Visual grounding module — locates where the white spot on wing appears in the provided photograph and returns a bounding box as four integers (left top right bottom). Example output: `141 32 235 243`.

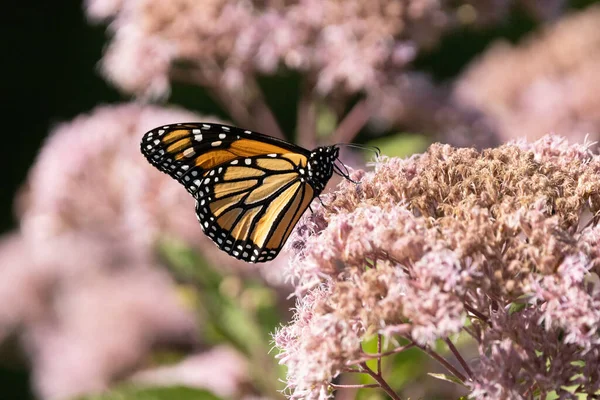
183 148 196 157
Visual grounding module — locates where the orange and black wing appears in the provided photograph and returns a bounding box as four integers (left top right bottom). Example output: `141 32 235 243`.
140 123 315 262
194 154 315 262
141 122 308 194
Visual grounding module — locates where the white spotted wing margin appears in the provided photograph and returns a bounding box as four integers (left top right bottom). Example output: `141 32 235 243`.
140 122 334 263
194 154 315 263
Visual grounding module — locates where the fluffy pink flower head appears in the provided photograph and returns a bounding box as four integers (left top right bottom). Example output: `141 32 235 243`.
86 0 560 99
275 135 600 399
0 232 197 400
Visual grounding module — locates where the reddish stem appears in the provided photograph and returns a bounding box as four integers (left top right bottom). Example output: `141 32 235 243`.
377 334 382 375
359 362 402 400
444 337 473 380
421 345 467 383
464 303 490 325
296 79 317 149
170 67 284 139
246 77 285 139
331 99 371 144
347 343 416 365
170 67 255 130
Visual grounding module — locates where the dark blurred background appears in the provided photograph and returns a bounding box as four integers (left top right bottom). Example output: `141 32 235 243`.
1 1 599 399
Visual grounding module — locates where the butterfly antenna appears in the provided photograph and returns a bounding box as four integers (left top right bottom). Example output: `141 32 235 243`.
335 143 381 158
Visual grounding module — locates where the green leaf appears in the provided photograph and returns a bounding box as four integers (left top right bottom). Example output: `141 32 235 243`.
157 238 221 287
507 301 527 315
316 104 338 138
427 373 468 387
367 132 429 159
79 385 223 400
156 237 284 396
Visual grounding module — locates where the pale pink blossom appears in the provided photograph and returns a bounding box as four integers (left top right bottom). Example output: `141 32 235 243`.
454 5 600 143
276 135 600 398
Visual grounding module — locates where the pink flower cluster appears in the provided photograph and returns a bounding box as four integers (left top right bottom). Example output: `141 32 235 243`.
86 0 487 98
455 5 600 144
85 0 566 149
0 104 260 399
275 135 600 399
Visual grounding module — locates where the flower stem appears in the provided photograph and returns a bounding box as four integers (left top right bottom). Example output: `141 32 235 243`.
377 334 382 374
331 383 381 389
444 337 473 380
347 342 416 365
420 345 467 383
246 77 285 139
464 303 490 324
359 362 402 400
296 79 317 149
170 67 256 131
331 99 371 144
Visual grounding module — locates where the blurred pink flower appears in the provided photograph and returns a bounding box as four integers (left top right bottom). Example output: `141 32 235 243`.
0 232 196 400
454 5 600 143
85 0 566 149
88 0 566 99
131 346 248 397
86 0 443 97
18 103 255 268
3 103 290 399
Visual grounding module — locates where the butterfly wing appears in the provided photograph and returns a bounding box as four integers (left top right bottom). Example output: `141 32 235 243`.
141 123 307 193
195 154 315 262
141 123 315 262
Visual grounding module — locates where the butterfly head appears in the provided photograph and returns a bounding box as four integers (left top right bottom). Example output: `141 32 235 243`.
306 145 339 194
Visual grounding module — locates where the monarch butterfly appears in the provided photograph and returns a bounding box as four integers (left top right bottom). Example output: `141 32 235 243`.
141 122 348 263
